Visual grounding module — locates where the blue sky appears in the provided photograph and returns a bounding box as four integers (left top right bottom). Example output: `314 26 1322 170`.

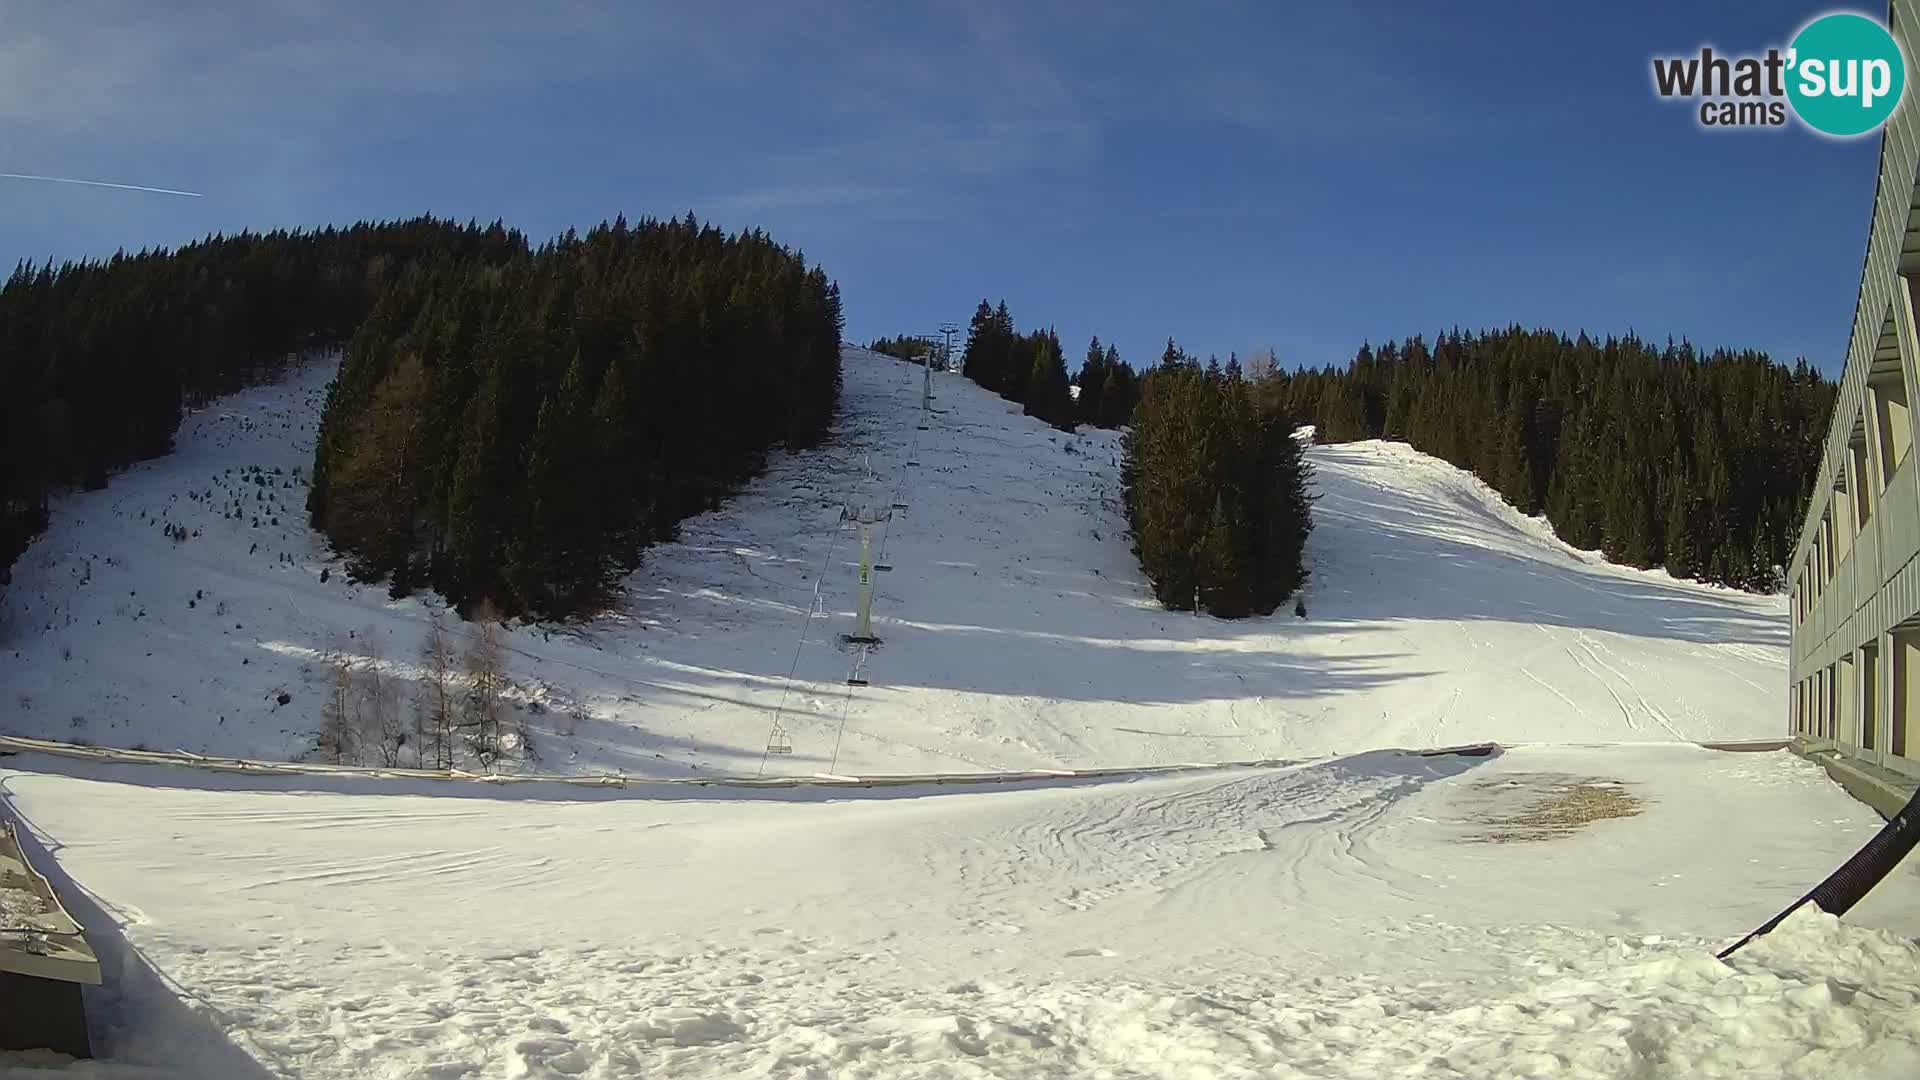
0 2 1885 374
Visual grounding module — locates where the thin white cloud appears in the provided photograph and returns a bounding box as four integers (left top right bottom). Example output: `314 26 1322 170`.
0 173 202 197
0 1 1436 248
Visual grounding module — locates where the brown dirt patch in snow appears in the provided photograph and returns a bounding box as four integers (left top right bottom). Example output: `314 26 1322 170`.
1459 772 1644 843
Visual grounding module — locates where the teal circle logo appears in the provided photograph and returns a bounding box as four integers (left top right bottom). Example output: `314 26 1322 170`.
1787 13 1906 137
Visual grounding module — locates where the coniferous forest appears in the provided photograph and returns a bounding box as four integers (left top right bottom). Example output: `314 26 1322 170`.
1123 341 1314 617
1 214 842 619
0 217 529 586
307 215 843 619
960 299 1140 430
1263 328 1835 591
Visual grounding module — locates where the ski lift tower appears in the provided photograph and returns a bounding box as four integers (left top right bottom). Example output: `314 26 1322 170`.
938 322 961 372
843 504 889 645
919 333 938 414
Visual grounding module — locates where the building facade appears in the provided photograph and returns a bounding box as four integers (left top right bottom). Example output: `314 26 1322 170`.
1787 1 1920 793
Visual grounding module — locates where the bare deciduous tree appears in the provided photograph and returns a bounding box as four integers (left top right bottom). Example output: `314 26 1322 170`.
460 600 508 770
416 609 457 770
1245 346 1279 383
317 634 358 764
361 626 403 767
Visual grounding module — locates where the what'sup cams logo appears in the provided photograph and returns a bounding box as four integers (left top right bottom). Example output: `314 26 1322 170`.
1652 11 1907 137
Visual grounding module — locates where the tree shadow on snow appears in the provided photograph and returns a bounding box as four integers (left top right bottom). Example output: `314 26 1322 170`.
628 559 1434 708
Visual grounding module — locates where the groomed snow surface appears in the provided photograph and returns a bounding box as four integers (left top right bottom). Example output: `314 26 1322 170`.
2 348 1917 1077
4 745 1919 1078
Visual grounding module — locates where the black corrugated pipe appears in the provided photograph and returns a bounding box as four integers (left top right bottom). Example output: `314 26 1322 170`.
1718 783 1920 959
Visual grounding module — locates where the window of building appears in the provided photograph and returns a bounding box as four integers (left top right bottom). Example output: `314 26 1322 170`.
1896 627 1918 760
1827 665 1839 740
1840 655 1856 745
1824 514 1837 581
1873 300 1911 483
1834 481 1855 561
1862 642 1880 752
1850 428 1875 528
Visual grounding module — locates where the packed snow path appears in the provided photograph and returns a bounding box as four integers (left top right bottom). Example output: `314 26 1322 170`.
0 349 1787 776
4 743 1917 1078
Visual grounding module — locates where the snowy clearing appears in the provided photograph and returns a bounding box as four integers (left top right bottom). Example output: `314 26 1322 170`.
2 742 1916 1078
0 348 1788 777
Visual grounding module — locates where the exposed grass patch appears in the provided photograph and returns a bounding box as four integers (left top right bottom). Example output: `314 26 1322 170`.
1460 772 1644 843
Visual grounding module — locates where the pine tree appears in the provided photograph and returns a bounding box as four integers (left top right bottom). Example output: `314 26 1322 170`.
1199 494 1254 618
1495 411 1534 513
511 350 599 612
1098 363 1133 428
442 361 511 603
1024 328 1074 430
1002 325 1032 404
1079 336 1108 426
962 300 998 391
591 354 639 562
1097 345 1136 428
1122 356 1310 618
1258 410 1315 607
994 301 1018 397
1161 338 1186 370
319 353 430 583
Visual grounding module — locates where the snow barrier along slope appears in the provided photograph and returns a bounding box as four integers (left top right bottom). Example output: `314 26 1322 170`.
0 733 1495 795
1 816 100 1059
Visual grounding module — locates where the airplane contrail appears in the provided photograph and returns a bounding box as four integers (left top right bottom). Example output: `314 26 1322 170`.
1 172 203 198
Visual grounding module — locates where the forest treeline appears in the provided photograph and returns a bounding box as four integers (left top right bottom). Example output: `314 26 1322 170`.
1125 342 1315 617
960 300 1141 430
866 335 938 363
307 214 843 618
0 217 528 584
960 299 1310 617
1264 327 1835 590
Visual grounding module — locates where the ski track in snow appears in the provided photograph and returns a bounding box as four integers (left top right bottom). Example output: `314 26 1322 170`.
1522 666 1590 723
4 744 1920 1078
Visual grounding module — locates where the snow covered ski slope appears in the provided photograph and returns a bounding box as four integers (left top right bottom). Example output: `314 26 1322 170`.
1 348 1914 1079
3 742 1917 1078
1 348 1787 776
